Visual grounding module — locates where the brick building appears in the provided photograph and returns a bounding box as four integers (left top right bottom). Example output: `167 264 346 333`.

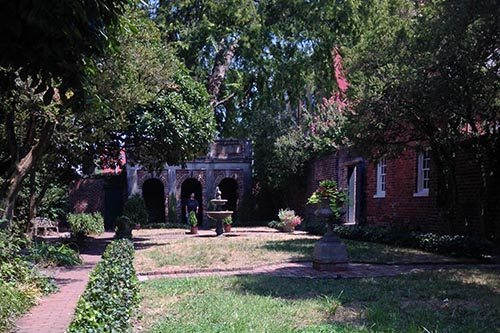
69 139 252 229
302 147 499 240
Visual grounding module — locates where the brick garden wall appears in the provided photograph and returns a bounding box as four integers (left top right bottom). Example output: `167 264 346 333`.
69 178 106 214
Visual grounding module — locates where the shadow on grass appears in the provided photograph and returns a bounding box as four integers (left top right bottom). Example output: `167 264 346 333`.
261 238 316 259
229 269 500 332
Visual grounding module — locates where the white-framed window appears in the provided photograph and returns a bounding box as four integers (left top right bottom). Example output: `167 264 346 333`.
414 149 430 197
374 158 386 198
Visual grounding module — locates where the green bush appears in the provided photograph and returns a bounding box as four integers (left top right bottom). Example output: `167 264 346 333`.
28 242 82 267
123 194 147 227
141 223 189 229
188 211 198 227
67 212 105 239
68 239 139 333
223 216 232 225
115 216 132 239
303 218 327 235
331 225 494 258
0 231 57 331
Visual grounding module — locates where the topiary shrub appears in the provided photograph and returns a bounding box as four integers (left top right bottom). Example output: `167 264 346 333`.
168 193 177 224
188 211 198 227
123 194 147 227
115 216 132 239
67 212 105 239
68 239 139 333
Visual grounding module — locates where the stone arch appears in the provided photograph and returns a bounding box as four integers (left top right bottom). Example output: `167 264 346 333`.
180 178 203 224
218 177 239 221
142 178 166 224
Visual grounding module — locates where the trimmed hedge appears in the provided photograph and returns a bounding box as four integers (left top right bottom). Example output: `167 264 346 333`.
67 212 105 239
68 239 139 332
331 225 494 259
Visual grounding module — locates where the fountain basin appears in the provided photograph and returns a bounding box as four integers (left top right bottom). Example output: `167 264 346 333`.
206 211 233 220
210 199 228 206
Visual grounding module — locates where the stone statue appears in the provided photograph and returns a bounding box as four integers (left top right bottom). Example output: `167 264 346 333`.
215 186 222 200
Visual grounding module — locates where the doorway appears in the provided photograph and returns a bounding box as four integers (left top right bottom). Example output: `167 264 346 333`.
142 179 165 224
180 178 203 224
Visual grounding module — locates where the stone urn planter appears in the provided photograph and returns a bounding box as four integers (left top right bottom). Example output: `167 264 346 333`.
312 198 348 271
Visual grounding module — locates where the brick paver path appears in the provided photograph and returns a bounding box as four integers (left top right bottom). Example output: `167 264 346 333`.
137 261 500 281
14 233 114 333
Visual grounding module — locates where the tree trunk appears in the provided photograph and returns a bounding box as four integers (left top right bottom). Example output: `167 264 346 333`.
0 121 55 228
207 37 239 110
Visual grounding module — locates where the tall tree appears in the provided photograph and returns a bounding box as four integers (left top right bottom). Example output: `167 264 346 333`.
0 0 130 224
347 0 500 238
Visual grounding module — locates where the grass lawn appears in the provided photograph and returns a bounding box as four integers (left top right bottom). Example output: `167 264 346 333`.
137 268 500 333
133 228 469 273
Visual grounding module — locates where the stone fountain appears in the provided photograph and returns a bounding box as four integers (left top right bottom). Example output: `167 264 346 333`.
206 187 233 236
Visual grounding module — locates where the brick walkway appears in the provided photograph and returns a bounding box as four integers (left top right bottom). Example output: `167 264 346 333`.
14 233 114 333
138 261 500 281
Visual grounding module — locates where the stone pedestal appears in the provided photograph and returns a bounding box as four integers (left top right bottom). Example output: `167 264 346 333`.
312 232 349 271
312 199 349 271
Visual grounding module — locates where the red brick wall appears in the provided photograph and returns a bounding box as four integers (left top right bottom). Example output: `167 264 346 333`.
365 149 442 232
68 178 106 214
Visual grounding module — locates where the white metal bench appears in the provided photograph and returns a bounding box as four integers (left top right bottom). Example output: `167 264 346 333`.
32 217 59 236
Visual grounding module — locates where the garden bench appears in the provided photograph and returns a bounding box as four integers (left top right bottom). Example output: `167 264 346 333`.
32 217 59 236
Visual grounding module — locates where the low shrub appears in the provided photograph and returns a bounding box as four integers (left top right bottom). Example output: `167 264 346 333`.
115 216 132 239
67 212 105 239
123 195 147 227
141 223 189 229
303 218 327 236
68 239 139 333
332 225 494 258
28 242 82 267
0 231 57 331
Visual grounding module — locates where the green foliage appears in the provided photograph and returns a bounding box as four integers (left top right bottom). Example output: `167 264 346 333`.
332 226 494 258
222 216 232 225
188 211 198 227
115 216 132 239
123 195 147 227
68 239 139 333
269 209 303 230
168 193 178 224
128 69 216 170
28 242 82 267
0 231 57 331
67 213 105 239
307 180 347 219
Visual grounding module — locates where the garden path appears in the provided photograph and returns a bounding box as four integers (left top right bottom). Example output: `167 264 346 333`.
137 261 500 281
14 233 114 333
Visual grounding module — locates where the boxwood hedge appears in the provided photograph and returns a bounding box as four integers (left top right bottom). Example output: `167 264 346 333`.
68 239 139 332
331 225 494 259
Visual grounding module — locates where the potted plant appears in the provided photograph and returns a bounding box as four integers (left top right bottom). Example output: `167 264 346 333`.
223 216 232 233
188 211 198 234
307 180 349 270
269 208 303 232
307 180 347 225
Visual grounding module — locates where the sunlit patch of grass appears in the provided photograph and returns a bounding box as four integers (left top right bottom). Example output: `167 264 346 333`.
133 228 473 273
136 268 500 333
